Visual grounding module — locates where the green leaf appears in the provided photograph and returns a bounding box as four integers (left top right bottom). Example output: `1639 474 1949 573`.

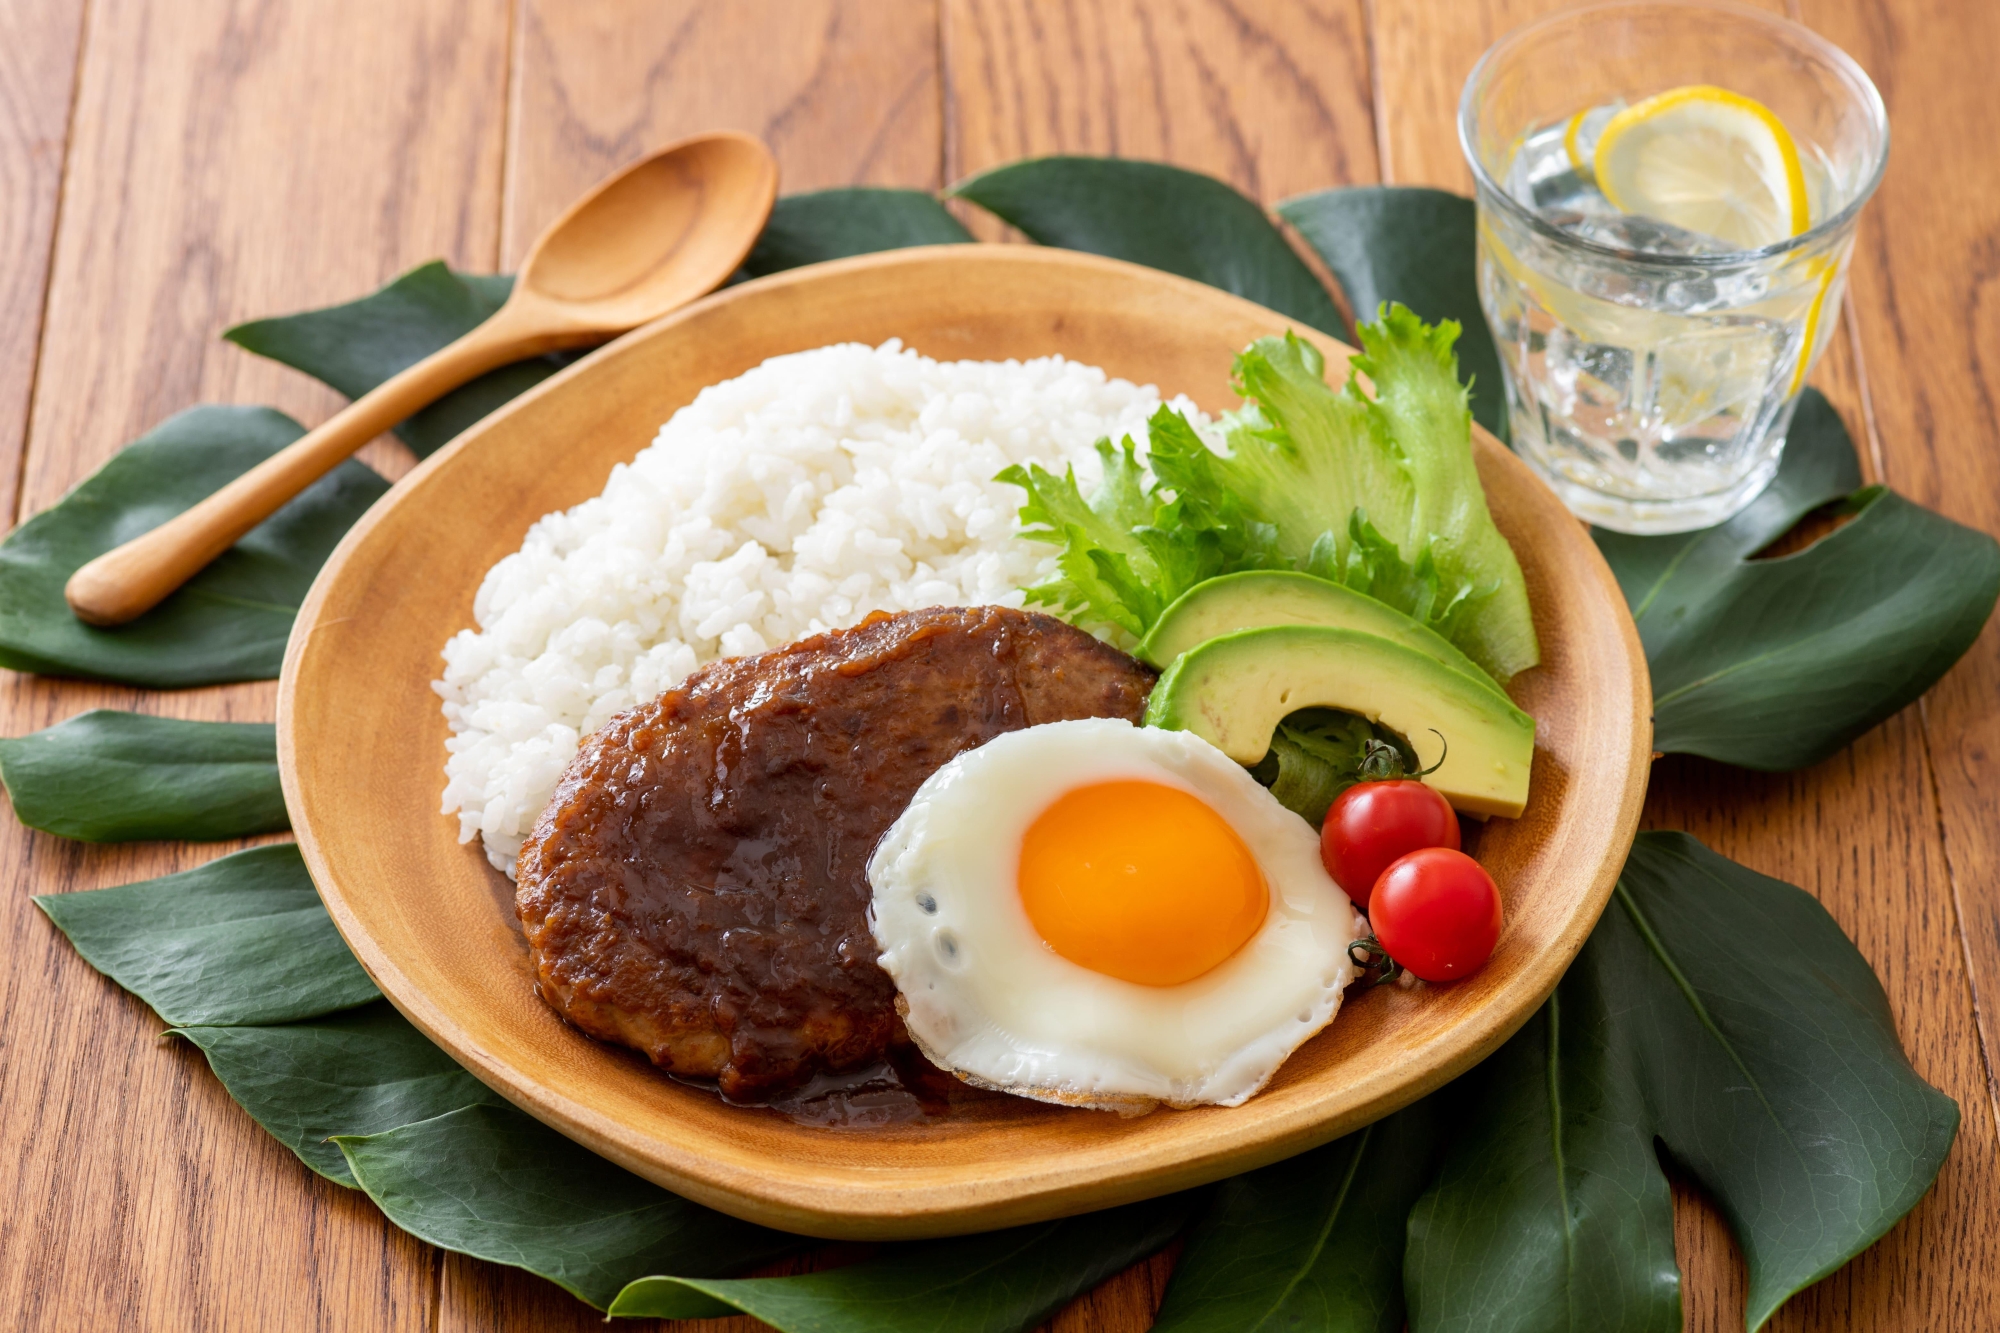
1172 333 1413 574
1276 186 1505 436
227 261 567 458
610 1191 1200 1329
1330 511 1465 633
1250 707 1412 827
174 1002 501 1186
35 844 379 1026
336 1103 800 1312
1620 835 1959 1326
1001 436 1193 637
745 188 974 276
1001 312 1535 680
0 406 389 687
1346 307 1533 677
1406 831 1959 1332
1155 319 1537 680
951 157 1344 335
1405 967 1682 1332
0 711 285 842
1152 1096 1447 1333
1595 392 2000 769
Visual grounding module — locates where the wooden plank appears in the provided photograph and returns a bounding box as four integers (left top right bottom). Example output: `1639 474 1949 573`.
0 0 86 539
0 0 513 1328
1370 0 2000 1329
503 0 946 268
1800 0 2000 1128
943 0 1379 242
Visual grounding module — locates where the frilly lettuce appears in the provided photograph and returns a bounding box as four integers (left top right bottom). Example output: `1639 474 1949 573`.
1001 304 1539 682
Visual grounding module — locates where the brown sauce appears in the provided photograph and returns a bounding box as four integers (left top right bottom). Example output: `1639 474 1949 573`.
514 605 1156 1106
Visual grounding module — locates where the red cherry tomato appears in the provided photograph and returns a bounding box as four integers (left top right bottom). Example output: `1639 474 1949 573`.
1319 780 1460 911
1368 847 1503 982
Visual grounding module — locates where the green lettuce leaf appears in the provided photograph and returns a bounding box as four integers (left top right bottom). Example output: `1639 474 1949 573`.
1188 314 1532 679
1312 511 1480 642
998 435 1260 638
1250 707 1415 827
0 711 285 842
1151 334 1413 568
1349 307 1534 676
1001 309 1537 682
1047 311 1535 680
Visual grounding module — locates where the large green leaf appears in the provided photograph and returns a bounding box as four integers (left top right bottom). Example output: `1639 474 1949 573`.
1406 969 1681 1332
951 157 1344 335
610 1192 1199 1328
35 844 378 1026
1276 186 1505 437
226 262 567 458
745 188 973 276
175 1002 500 1186
0 711 284 842
1151 1095 1447 1332
1405 832 1959 1333
336 1103 799 1311
1595 392 2000 769
0 406 389 687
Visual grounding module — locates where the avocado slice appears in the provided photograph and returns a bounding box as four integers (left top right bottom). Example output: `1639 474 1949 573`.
1144 626 1536 818
1136 571 1507 698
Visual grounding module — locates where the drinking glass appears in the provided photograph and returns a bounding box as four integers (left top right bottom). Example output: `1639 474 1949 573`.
1459 0 1888 533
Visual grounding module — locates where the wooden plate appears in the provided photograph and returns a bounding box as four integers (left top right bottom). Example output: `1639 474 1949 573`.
279 245 1651 1240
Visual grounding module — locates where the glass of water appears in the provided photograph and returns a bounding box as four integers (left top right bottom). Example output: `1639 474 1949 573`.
1460 0 1888 533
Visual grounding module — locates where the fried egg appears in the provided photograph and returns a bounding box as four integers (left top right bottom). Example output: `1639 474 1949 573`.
867 717 1366 1112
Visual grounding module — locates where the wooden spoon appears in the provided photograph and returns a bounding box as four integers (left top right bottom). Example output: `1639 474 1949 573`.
64 131 778 627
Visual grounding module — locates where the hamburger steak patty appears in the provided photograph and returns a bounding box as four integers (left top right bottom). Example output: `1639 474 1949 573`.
515 605 1157 1102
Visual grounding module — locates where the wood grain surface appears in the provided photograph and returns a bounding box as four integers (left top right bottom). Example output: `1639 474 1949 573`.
2 1 1995 1329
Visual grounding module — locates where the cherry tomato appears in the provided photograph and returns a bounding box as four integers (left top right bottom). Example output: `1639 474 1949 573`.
1319 780 1460 911
1368 847 1503 982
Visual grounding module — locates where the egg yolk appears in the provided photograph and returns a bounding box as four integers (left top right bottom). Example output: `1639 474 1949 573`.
1016 780 1268 987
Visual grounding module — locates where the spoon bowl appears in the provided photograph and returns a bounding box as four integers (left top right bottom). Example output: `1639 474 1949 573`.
517 133 779 332
63 131 778 627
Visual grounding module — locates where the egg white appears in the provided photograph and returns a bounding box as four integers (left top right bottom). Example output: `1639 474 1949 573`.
867 717 1366 1112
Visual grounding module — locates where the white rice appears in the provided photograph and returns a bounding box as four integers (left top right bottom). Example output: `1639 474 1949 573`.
436 340 1200 874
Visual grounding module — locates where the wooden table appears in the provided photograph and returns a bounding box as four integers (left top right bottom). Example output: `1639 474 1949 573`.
1 2 1993 1329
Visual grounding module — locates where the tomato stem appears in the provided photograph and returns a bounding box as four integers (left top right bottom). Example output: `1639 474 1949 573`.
1355 730 1448 783
1346 934 1405 989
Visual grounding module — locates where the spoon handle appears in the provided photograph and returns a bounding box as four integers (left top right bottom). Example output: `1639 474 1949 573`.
65 309 544 627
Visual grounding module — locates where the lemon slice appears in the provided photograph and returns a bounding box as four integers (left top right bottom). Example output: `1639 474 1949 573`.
1593 85 1810 248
